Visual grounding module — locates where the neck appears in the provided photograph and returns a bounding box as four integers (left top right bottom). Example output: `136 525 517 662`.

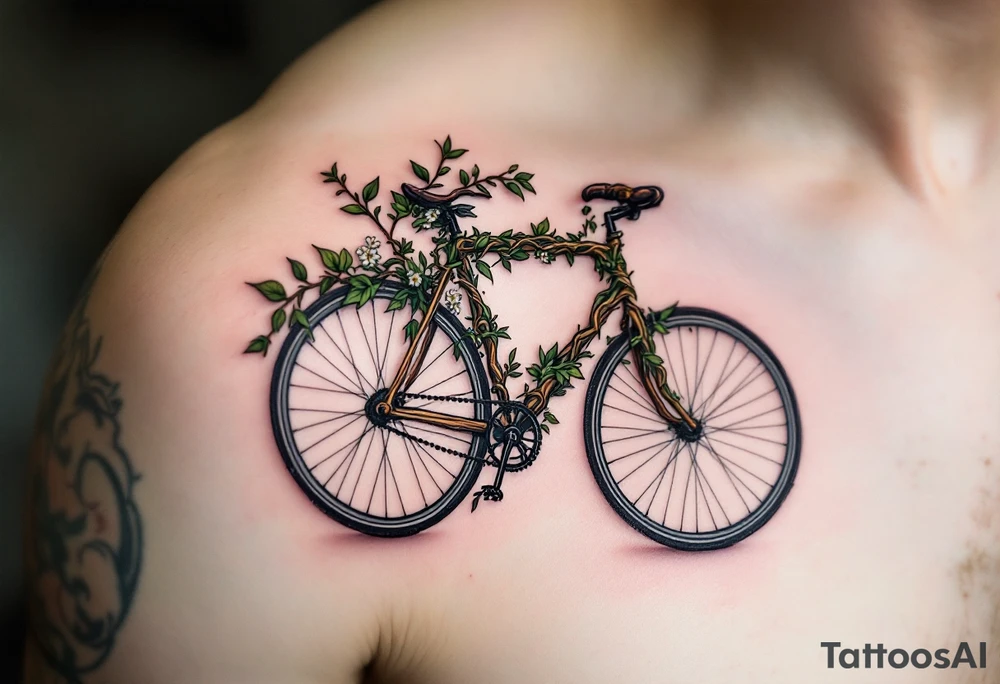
693 0 1000 195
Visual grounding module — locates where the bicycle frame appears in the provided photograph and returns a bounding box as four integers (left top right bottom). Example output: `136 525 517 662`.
378 210 698 435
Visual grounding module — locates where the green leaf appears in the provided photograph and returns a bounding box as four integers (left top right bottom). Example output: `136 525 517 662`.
643 353 664 366
319 277 336 295
532 218 550 235
540 423 550 434
439 166 451 175
404 319 420 341
244 336 269 355
411 161 430 182
476 260 493 282
315 245 338 270
287 258 308 282
582 205 592 215
568 366 585 379
341 204 366 215
271 309 286 333
544 411 559 425
459 169 469 185
445 149 467 160
338 248 353 272
249 280 286 302
291 309 312 339
471 164 480 178
504 181 525 200
362 177 379 203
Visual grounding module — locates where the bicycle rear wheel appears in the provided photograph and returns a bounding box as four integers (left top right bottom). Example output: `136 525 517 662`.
584 307 800 550
271 282 489 536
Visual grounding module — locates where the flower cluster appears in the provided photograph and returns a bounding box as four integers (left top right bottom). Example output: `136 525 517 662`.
356 236 381 268
407 266 431 288
444 288 462 315
535 250 553 264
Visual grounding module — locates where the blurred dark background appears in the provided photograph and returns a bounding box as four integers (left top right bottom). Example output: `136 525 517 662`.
0 0 377 676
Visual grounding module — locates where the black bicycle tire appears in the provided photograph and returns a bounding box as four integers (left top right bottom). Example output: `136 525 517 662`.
583 306 801 550
271 281 489 537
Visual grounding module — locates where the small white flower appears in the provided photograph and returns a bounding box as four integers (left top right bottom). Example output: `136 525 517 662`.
355 237 382 269
536 251 553 264
407 269 422 287
444 288 462 314
424 208 441 222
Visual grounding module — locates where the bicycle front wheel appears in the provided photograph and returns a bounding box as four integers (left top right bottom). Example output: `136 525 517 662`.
584 307 801 550
271 282 490 537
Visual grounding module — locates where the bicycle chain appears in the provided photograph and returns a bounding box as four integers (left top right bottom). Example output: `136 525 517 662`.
379 392 523 467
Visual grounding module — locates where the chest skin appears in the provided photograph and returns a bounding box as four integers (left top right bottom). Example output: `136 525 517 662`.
91 125 1000 684
343 148 1000 684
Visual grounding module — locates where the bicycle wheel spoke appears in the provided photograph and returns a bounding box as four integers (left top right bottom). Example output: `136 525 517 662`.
355 307 382 390
607 435 677 465
699 435 753 515
691 342 748 417
690 442 723 531
316 316 369 394
299 411 368 452
702 363 768 422
401 426 460 480
714 407 785 431
606 381 663 422
366 431 389 514
689 328 718 414
323 423 374 488
384 433 406 517
410 368 468 396
702 436 766 503
377 308 397 386
602 402 670 425
348 425 378 508
602 427 669 447
407 341 453 391
619 363 662 409
294 362 361 396
705 386 777 423
677 446 695 531
703 434 783 466
294 409 365 433
638 440 683 515
289 382 364 398
330 313 377 395
706 426 787 446
335 425 376 500
401 434 431 507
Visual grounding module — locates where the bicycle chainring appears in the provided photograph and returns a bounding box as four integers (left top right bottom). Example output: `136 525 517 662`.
488 404 542 472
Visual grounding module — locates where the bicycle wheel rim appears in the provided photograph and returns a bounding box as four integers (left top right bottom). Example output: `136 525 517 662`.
271 282 489 536
585 307 801 550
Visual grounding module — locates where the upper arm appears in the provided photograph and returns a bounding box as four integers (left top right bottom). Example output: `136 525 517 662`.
21 126 382 684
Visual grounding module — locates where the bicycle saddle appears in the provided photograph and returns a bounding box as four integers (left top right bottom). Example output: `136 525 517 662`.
401 183 489 207
581 183 664 211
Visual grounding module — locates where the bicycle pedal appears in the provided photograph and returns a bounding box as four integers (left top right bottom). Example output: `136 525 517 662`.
470 486 504 512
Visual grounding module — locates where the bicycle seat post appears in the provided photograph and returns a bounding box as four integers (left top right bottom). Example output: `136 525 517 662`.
603 205 632 243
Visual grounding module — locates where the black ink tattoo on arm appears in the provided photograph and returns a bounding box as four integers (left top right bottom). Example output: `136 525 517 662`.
25 264 143 683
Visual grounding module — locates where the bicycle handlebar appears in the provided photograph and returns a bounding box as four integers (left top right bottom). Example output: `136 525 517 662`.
582 183 664 212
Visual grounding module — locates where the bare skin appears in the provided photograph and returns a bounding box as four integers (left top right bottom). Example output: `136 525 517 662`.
23 0 1000 682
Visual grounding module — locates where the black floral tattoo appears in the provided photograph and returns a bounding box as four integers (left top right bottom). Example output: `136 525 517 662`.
25 265 143 683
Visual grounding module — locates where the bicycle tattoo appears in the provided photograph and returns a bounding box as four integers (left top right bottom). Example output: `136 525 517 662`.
243 136 801 550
